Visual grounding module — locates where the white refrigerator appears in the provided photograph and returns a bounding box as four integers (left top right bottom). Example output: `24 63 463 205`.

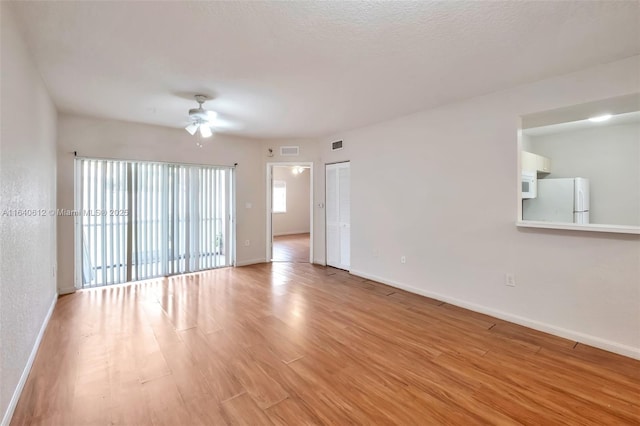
523 178 590 224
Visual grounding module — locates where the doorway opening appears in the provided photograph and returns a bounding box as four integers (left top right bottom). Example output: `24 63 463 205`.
266 162 313 263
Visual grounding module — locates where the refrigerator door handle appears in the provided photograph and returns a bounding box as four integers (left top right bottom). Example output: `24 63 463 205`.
574 178 590 212
575 185 584 212
578 190 583 211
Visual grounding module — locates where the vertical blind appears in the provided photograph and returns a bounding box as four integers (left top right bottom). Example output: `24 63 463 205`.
75 158 234 288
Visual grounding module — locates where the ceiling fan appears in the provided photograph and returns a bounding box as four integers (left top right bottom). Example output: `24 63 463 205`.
185 95 217 138
292 166 310 175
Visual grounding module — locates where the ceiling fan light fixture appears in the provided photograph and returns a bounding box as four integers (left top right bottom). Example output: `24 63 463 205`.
185 122 199 135
199 123 213 138
185 95 216 139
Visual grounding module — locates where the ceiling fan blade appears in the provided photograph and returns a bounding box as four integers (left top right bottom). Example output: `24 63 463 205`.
185 122 198 135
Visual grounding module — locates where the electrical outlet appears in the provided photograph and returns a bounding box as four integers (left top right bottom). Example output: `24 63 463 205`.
372 248 379 258
244 240 250 246
400 256 406 264
505 273 516 287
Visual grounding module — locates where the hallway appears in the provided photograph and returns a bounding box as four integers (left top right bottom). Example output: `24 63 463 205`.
272 233 310 263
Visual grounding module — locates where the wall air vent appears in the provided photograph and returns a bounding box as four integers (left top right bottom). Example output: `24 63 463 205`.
280 146 299 156
331 140 343 151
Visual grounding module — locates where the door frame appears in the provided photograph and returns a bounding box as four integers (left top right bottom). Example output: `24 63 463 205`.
266 162 314 263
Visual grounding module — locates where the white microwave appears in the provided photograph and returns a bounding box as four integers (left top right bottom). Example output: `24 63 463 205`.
522 171 537 199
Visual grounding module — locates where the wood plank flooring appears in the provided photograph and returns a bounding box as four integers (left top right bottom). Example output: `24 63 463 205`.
272 233 309 263
10 263 640 425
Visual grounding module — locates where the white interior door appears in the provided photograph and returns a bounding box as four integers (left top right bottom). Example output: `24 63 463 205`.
326 162 350 270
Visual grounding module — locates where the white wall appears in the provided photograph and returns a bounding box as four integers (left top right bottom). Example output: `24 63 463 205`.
315 56 640 358
272 166 310 236
528 123 640 226
57 114 268 290
521 133 533 152
0 6 58 424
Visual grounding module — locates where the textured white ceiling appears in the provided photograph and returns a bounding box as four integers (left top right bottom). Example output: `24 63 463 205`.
9 1 640 139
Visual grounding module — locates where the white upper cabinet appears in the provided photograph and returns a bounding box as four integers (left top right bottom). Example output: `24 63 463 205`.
522 151 551 174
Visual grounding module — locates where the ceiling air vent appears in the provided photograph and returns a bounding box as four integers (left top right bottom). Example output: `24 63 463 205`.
331 140 343 151
280 146 299 156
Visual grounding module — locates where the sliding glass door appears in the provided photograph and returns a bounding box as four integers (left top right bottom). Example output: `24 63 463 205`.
75 158 235 288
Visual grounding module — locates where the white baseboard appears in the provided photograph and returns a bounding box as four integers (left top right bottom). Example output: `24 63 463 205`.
1 293 58 426
350 269 640 360
235 258 267 267
273 230 310 237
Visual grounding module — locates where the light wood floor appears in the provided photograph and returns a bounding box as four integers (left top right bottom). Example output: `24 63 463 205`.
272 233 309 263
11 263 640 425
